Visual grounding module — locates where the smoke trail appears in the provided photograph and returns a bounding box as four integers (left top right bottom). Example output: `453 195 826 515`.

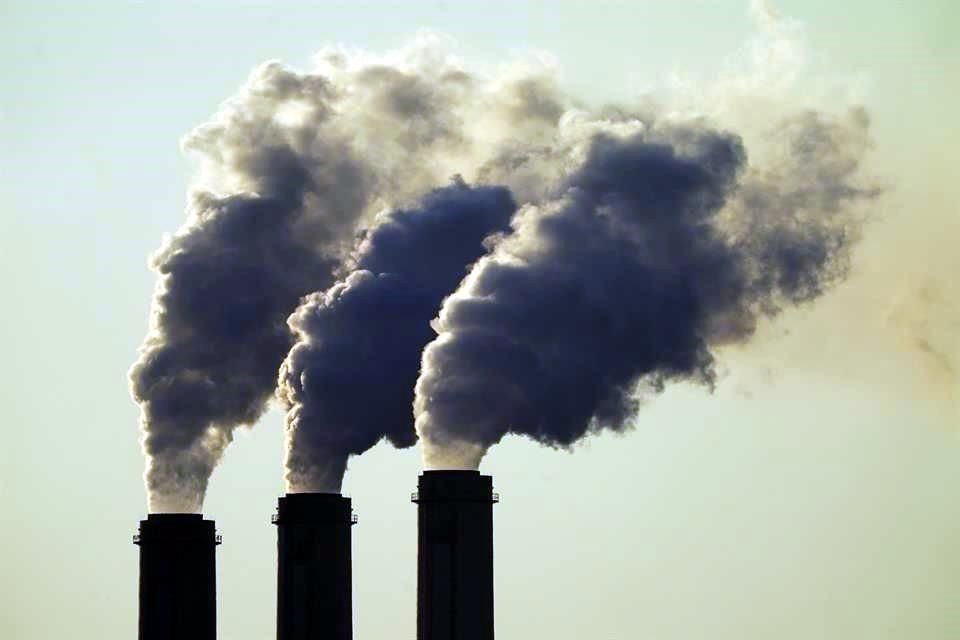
415 109 878 469
129 39 562 511
129 31 569 511
278 180 516 492
128 63 370 513
887 281 960 417
131 15 884 504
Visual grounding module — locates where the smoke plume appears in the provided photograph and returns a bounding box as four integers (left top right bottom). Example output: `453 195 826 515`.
415 109 878 469
129 39 563 511
128 63 367 513
131 12 883 504
277 180 516 492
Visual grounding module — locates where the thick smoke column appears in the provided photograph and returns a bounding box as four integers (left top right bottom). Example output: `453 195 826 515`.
278 180 516 492
130 23 880 504
129 37 563 512
128 64 365 513
415 110 877 469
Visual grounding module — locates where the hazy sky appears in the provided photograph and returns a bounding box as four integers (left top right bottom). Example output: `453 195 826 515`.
1 2 957 639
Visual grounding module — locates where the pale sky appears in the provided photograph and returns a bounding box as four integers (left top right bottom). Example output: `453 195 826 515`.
1 2 957 639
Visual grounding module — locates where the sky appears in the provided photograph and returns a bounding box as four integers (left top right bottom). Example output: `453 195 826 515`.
1 1 957 639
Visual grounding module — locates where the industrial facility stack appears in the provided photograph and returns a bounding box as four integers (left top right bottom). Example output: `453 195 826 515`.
134 513 220 640
273 492 357 640
135 472 499 640
413 470 499 640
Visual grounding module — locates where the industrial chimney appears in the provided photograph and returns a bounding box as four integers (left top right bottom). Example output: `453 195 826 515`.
413 470 499 640
273 493 357 640
133 513 221 640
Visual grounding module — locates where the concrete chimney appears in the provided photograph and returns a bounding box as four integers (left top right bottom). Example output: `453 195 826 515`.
134 513 220 640
273 493 356 640
413 470 499 640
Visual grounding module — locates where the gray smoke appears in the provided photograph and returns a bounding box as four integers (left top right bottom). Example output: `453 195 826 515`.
129 64 370 513
277 179 516 492
415 109 878 469
129 43 565 512
130 30 880 506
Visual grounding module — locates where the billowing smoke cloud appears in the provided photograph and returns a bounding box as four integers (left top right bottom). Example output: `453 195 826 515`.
277 180 516 492
131 11 882 506
128 64 367 513
130 38 561 511
415 108 878 469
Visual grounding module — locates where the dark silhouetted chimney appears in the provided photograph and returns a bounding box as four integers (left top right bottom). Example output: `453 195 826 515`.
413 470 498 640
273 493 356 640
134 513 220 640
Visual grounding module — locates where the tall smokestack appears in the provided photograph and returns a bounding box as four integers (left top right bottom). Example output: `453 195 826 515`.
273 493 356 640
134 514 220 640
413 470 498 640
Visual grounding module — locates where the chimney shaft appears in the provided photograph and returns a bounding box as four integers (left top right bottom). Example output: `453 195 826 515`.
414 470 497 640
134 513 220 640
273 493 355 640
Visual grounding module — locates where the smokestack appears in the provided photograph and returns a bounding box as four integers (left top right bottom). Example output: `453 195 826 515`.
133 514 220 640
273 493 356 640
413 470 499 640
